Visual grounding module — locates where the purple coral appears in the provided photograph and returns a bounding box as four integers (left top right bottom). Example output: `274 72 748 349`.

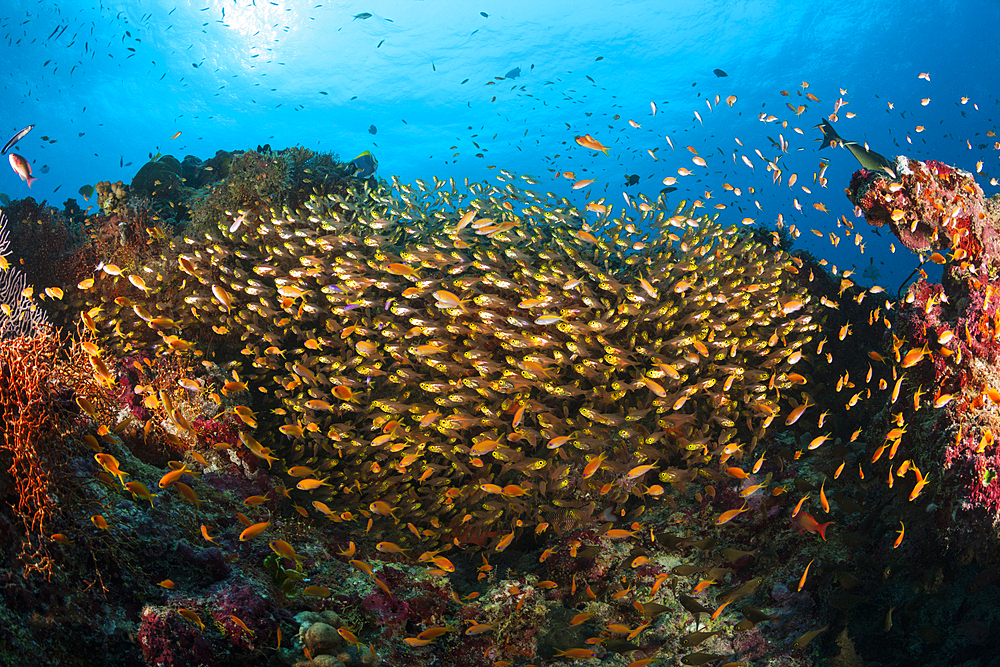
137 606 214 667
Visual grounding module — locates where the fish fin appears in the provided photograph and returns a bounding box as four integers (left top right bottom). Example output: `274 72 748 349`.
818 120 841 150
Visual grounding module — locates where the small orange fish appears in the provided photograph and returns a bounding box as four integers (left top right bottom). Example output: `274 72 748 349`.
230 615 254 635
94 453 128 487
495 531 515 552
793 512 833 540
798 558 815 591
269 540 301 563
901 344 928 368
465 622 495 635
403 637 435 647
692 578 716 593
303 585 332 597
175 482 201 509
200 524 218 544
792 494 809 517
178 608 204 630
369 501 398 519
909 467 929 501
711 599 731 620
603 529 637 539
716 501 749 525
417 626 457 641
626 463 657 479
574 134 610 154
785 399 812 425
650 572 670 595
296 477 331 491
158 465 192 488
376 541 409 556
125 481 158 508
239 519 270 541
894 521 905 548
581 451 608 479
554 648 596 659
350 559 375 578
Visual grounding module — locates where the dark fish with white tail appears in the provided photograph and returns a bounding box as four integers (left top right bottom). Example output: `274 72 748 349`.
2 125 33 155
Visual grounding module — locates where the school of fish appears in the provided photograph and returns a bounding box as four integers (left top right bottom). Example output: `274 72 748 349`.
69 167 826 551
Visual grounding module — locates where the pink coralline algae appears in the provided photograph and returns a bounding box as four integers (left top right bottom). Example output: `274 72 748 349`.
193 416 239 448
138 606 214 667
851 153 1000 534
848 156 990 258
209 584 284 652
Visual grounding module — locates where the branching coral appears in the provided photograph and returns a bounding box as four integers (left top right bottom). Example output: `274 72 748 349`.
0 331 88 578
0 211 50 339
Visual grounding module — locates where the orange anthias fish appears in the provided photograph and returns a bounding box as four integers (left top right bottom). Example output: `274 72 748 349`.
574 134 610 154
554 648 596 659
239 519 271 541
94 453 128 487
125 481 158 508
716 501 749 525
792 512 833 540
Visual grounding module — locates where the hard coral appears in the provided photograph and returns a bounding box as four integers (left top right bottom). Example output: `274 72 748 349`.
190 149 294 229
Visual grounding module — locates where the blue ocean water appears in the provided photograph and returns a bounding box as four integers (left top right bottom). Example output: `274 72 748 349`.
2 0 998 286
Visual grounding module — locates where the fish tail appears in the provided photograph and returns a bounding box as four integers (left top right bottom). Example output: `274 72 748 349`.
26 175 36 188
818 120 841 150
817 520 834 540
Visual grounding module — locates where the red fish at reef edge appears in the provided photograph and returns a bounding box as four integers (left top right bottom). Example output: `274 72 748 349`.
793 512 833 541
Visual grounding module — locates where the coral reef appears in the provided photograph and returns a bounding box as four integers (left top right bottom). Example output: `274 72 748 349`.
95 179 130 216
188 146 345 230
0 199 82 304
8 138 977 667
0 212 51 339
834 152 1000 665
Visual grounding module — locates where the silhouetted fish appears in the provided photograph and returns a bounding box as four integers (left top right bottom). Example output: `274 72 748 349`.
2 125 33 155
